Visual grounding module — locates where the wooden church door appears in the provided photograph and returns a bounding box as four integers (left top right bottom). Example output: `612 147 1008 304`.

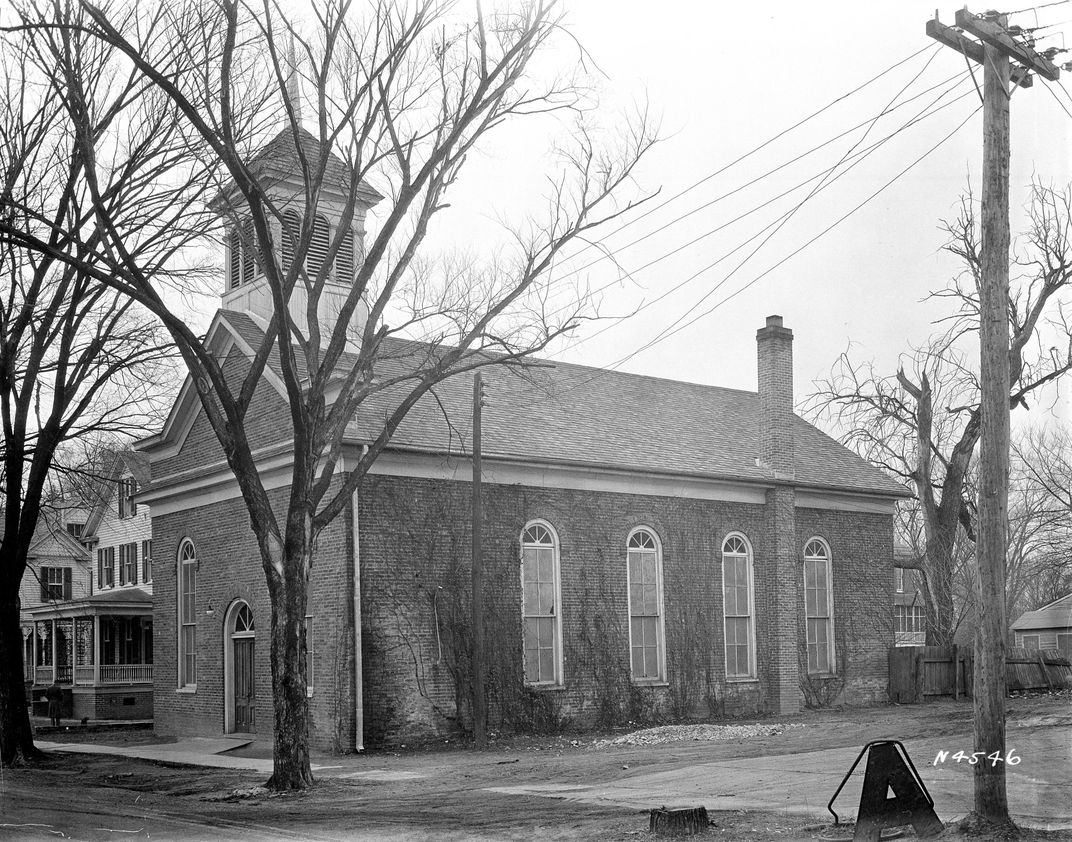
232 604 255 733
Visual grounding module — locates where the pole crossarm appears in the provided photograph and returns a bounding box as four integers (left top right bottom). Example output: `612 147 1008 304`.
926 17 1034 87
954 8 1061 81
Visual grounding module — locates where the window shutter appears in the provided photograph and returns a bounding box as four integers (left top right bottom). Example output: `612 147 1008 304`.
131 543 138 585
119 546 126 586
97 551 103 589
307 215 330 279
130 480 137 516
40 571 49 602
63 568 72 600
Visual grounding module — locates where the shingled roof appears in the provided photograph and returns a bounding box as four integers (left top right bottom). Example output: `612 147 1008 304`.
219 311 905 498
239 127 383 204
1012 593 1072 632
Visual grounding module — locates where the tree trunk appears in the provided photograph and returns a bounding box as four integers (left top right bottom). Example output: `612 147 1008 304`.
265 544 314 791
0 588 40 764
925 536 956 646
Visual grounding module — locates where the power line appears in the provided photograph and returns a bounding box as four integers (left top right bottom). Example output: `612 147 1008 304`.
601 105 982 376
551 79 977 357
1044 77 1072 119
550 43 944 267
1006 0 1070 15
549 67 972 289
541 67 973 330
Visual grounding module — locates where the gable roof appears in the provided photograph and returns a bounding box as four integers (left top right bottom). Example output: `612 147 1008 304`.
26 518 90 563
1012 593 1072 632
206 311 905 498
83 450 150 535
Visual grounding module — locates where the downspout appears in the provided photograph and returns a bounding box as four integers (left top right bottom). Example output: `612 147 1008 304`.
351 446 367 752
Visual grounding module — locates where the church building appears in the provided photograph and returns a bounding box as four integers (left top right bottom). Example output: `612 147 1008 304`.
139 128 905 752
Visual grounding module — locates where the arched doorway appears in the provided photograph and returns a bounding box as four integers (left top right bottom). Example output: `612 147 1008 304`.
223 601 256 734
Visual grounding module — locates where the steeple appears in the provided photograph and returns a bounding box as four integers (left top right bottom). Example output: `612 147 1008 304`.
216 38 384 345
286 34 303 126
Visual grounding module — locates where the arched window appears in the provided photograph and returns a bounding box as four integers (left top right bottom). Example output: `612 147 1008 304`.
803 538 835 674
177 540 197 689
521 521 562 685
722 533 755 679
627 528 665 682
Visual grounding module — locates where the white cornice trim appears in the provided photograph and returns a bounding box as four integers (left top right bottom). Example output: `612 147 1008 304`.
795 488 896 515
145 447 895 516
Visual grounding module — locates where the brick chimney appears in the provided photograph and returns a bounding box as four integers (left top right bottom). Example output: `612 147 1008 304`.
756 315 795 480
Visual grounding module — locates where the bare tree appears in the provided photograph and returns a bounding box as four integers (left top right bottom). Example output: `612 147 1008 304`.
1 0 657 789
0 29 176 763
808 183 1072 646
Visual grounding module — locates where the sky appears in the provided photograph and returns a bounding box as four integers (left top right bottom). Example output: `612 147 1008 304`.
419 0 1072 423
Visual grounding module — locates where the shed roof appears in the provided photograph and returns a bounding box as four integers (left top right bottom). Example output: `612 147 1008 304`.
1012 593 1072 632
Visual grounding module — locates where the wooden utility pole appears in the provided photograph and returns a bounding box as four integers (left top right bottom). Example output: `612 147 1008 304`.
927 8 1060 827
471 372 487 748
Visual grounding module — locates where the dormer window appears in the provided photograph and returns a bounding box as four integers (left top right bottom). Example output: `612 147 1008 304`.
118 477 138 518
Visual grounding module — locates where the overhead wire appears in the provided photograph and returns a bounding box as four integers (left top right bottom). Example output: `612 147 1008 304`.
605 104 983 373
546 46 956 361
549 74 977 357
547 43 944 268
1044 77 1072 119
547 92 982 394
544 67 973 293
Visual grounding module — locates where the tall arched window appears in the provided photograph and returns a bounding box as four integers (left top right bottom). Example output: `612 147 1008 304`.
521 521 562 686
722 533 755 679
803 538 835 674
627 528 665 682
177 540 197 689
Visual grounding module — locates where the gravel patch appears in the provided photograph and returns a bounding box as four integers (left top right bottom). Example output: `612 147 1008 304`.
593 722 804 748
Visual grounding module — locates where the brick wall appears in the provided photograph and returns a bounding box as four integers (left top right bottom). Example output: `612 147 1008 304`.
155 347 293 479
151 481 355 752
358 474 893 747
150 463 893 752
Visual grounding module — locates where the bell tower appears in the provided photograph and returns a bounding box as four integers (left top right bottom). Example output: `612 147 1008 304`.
216 44 382 345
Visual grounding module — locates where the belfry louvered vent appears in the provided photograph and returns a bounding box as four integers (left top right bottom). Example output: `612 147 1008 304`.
337 229 355 283
281 210 300 274
306 215 330 279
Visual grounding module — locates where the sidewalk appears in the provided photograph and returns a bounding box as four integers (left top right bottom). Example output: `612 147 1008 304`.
37 736 428 782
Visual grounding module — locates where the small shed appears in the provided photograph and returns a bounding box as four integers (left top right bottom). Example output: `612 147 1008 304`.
1011 594 1072 656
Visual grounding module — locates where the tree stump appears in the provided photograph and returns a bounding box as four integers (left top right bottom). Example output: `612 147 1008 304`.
649 806 710 836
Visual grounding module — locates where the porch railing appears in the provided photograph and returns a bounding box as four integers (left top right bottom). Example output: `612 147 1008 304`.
99 664 152 684
35 663 152 685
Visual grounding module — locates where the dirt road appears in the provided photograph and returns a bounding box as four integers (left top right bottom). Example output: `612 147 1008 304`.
3 695 1071 841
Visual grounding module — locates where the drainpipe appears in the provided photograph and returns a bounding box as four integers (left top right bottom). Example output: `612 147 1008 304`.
351 446 367 752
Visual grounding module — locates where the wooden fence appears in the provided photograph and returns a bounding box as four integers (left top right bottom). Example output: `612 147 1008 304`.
888 646 1072 703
